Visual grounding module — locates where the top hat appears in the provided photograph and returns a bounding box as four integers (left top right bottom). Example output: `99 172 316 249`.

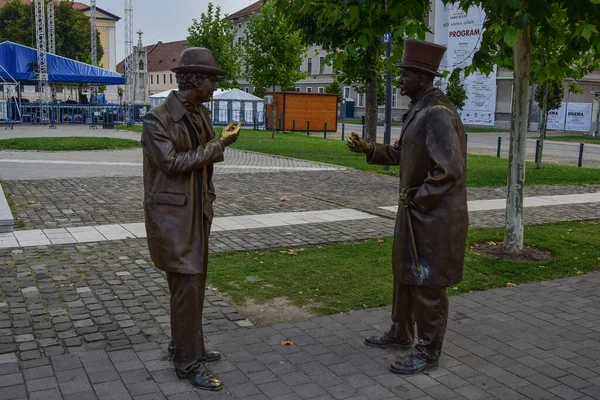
395 39 446 77
171 47 227 76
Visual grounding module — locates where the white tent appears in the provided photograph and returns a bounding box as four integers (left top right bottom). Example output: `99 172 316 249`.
149 88 226 107
209 89 264 126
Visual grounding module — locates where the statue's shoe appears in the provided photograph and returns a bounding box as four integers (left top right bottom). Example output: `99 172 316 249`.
390 353 438 375
364 334 413 349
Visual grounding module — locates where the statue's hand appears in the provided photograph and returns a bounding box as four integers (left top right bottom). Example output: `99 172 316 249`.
346 132 371 153
220 121 241 147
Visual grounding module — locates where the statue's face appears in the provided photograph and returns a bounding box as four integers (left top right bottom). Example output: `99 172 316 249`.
191 75 218 104
398 68 424 99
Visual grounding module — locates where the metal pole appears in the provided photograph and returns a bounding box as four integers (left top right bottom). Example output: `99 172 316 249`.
292 119 295 132
497 136 502 158
465 133 468 146
342 123 345 140
383 7 392 171
324 122 327 138
307 120 310 136
535 139 540 163
362 124 365 139
578 143 584 167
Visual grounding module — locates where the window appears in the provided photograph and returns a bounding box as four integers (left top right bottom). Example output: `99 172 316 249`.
244 87 249 93
343 87 350 99
295 87 301 92
170 74 173 84
238 23 242 28
358 93 364 107
318 87 324 93
237 37 242 44
156 74 159 85
306 87 312 93
319 57 325 74
151 75 153 85
392 88 398 108
139 61 144 71
163 74 166 84
307 58 312 75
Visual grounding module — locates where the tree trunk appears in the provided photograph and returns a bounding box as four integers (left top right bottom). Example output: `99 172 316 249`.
271 85 276 139
536 82 549 169
364 45 378 143
503 12 531 255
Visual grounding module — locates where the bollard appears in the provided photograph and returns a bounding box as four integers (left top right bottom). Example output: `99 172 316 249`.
342 123 345 141
362 124 365 139
497 136 502 158
266 116 269 131
324 122 327 139
292 119 296 132
535 139 540 164
578 143 584 167
307 120 310 136
465 133 468 146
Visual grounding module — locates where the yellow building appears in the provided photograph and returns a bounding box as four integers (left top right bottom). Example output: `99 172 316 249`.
75 2 120 72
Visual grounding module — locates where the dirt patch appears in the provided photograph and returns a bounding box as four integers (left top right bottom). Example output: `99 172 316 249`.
235 297 317 326
470 242 554 262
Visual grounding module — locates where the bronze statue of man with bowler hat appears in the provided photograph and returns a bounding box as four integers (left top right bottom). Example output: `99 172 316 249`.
347 39 469 374
142 47 241 390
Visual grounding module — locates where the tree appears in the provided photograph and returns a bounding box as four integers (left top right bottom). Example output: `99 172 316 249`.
242 1 307 138
445 70 468 111
460 0 600 254
534 80 563 168
273 0 430 143
187 2 242 89
325 79 342 102
0 0 103 63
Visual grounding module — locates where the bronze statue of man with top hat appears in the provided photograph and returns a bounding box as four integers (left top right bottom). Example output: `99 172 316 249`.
141 47 241 390
347 39 469 374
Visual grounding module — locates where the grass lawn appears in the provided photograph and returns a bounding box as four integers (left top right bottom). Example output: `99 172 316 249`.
465 127 510 133
228 130 600 187
207 220 600 316
115 125 143 133
112 127 600 186
0 137 141 151
545 135 600 145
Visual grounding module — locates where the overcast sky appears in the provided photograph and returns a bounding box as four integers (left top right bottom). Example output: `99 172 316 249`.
96 0 254 62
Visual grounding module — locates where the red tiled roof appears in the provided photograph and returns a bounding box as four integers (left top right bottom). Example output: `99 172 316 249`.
116 40 188 74
228 0 262 20
0 0 120 20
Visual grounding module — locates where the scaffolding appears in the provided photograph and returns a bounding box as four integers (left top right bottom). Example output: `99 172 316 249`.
34 0 49 124
47 1 55 54
90 0 98 110
124 0 135 124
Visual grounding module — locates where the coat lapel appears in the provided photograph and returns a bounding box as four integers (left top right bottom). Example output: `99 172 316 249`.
399 88 440 144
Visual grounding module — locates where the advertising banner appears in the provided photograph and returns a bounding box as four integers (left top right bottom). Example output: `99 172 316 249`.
565 103 593 132
434 0 497 126
546 102 567 131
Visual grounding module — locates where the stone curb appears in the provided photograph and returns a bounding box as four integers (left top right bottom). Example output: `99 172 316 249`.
0 182 14 233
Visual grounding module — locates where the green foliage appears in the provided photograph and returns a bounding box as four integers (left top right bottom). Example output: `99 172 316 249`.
325 79 342 102
534 81 563 112
242 2 307 92
463 0 600 84
445 70 468 110
0 0 103 63
0 137 141 151
252 86 266 98
187 3 242 89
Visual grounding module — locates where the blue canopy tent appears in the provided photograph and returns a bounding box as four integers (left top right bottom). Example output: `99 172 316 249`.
0 41 125 84
0 41 127 125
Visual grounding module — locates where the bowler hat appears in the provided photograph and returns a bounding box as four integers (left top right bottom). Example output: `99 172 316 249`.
171 47 227 76
395 39 446 77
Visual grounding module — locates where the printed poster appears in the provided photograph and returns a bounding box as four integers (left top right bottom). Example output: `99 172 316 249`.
546 102 566 131
434 0 497 126
565 103 593 132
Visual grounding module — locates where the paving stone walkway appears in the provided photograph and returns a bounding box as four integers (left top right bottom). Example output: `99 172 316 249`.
1 267 599 400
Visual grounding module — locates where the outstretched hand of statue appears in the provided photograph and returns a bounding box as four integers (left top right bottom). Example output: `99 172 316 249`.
220 121 241 147
346 132 372 153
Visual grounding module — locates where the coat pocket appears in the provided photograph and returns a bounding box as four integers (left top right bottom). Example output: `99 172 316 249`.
154 192 186 206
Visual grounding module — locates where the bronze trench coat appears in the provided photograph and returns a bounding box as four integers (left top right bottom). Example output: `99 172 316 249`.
368 88 468 288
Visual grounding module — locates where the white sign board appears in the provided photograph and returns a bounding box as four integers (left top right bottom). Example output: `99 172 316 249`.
546 102 566 131
565 103 593 132
434 1 497 126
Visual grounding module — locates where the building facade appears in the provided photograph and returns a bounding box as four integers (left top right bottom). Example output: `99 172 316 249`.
229 0 600 130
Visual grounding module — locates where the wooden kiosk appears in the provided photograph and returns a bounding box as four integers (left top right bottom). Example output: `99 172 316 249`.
265 92 338 132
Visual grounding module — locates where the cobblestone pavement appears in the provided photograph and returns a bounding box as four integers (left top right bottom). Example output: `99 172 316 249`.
1 250 599 399
3 172 600 231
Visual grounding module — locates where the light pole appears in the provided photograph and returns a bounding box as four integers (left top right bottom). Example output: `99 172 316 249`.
383 0 392 171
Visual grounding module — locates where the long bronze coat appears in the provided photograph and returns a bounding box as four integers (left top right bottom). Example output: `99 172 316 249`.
368 88 468 288
142 92 224 274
